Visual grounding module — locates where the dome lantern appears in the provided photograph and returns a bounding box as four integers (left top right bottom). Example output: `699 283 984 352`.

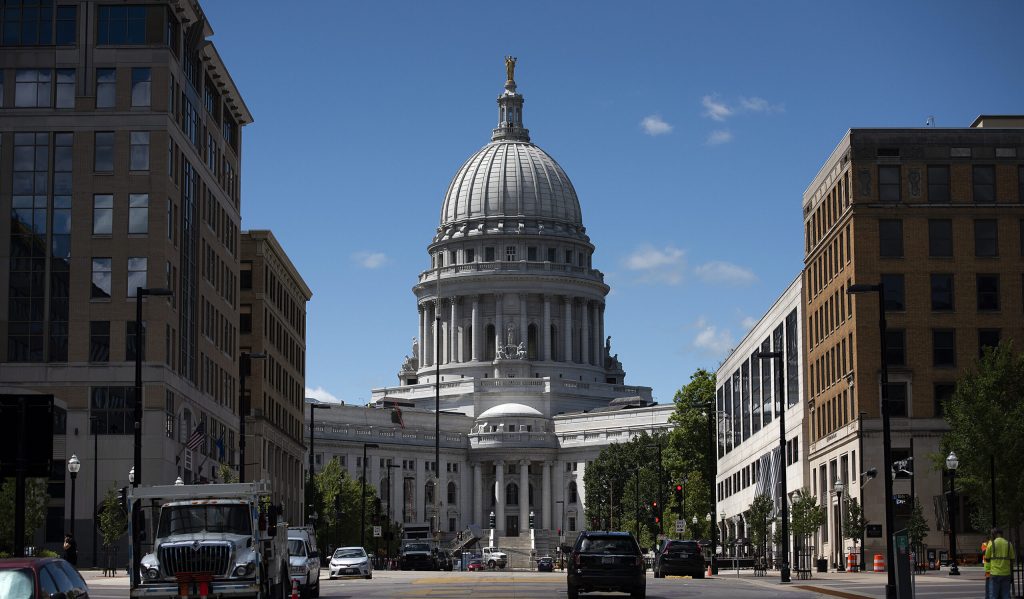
491 56 530 143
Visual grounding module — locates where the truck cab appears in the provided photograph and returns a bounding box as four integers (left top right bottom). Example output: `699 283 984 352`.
481 546 508 569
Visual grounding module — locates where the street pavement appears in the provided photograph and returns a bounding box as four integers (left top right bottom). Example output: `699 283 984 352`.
79 565 992 598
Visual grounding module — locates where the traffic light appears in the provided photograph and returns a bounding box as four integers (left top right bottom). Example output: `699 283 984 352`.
488 512 496 529
674 483 684 516
651 500 660 524
529 512 535 529
118 486 128 511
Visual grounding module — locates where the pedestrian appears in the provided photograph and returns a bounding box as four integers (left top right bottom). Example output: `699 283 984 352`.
981 537 991 599
62 533 78 566
985 527 1016 599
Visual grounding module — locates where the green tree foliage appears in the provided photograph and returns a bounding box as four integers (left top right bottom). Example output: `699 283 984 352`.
788 488 824 553
842 495 865 550
217 462 238 484
0 478 50 552
98 487 127 549
664 368 716 539
941 341 1024 531
748 494 776 556
312 458 388 553
906 498 928 552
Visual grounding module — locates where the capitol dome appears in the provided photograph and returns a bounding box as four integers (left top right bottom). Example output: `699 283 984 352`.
477 402 544 419
437 62 582 232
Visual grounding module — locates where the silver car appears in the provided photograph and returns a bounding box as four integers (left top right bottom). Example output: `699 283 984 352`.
329 547 372 579
287 538 321 598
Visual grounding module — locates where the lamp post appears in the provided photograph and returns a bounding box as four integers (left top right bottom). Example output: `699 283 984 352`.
67 455 80 539
304 398 330 524
385 462 400 558
238 351 267 483
720 511 727 560
754 348 791 584
847 282 895 599
361 443 379 548
133 286 172 491
690 400 725 575
835 477 846 571
89 416 99 568
857 408 867 572
945 451 960 576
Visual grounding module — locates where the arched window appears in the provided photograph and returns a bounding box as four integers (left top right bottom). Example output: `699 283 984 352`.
568 482 578 504
527 324 538 360
506 483 519 506
549 325 558 361
485 324 496 360
447 481 457 505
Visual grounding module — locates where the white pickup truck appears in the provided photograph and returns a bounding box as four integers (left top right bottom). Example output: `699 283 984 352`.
481 547 508 569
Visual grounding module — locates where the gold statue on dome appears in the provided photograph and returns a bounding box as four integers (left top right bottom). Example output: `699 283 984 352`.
505 56 517 82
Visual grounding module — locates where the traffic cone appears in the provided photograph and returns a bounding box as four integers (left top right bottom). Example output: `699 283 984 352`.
706 564 712 578
290 579 299 599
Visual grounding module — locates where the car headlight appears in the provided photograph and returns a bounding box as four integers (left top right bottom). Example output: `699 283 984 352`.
233 562 256 577
144 567 160 580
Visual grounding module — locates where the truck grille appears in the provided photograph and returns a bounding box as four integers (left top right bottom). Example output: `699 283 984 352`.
159 543 231 577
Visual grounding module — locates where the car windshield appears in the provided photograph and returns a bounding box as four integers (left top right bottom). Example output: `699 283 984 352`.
333 548 366 559
0 569 34 599
288 540 307 556
666 542 699 554
158 504 251 536
578 536 639 555
404 543 431 552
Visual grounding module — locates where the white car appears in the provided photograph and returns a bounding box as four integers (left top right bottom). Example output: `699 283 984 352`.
330 547 373 579
287 537 321 598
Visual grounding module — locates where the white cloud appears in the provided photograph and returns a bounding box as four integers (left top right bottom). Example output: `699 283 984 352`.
706 130 733 145
640 115 673 136
741 316 758 330
740 96 784 114
694 260 756 285
702 95 733 121
305 386 343 404
623 245 685 284
353 251 389 269
693 318 734 355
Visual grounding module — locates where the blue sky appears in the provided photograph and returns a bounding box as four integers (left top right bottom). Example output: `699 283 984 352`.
201 1 1024 405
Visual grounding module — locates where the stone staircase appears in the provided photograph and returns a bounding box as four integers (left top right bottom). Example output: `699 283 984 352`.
495 532 535 569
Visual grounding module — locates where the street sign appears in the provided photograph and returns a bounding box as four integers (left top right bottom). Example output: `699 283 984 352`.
373 526 382 538
675 520 685 534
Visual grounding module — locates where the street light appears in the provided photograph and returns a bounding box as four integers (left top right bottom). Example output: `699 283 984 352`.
846 282 896 599
128 466 135 485
133 286 172 490
945 451 960 576
89 416 100 568
305 398 331 524
361 443 379 548
754 348 791 584
835 477 846 571
67 455 80 539
238 351 267 483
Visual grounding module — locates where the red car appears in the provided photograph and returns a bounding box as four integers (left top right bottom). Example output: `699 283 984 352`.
0 557 90 598
466 558 484 571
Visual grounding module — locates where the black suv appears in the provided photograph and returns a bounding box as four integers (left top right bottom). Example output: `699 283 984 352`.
653 539 705 578
567 531 645 599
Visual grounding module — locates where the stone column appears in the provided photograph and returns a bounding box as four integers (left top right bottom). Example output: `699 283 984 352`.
542 295 551 361
391 466 403 524
494 294 504 357
470 296 480 362
563 297 572 363
598 303 605 367
495 460 505 534
450 296 458 364
415 461 425 523
591 303 600 366
519 460 530 535
542 461 552 530
418 304 426 366
519 293 527 352
473 462 483 527
581 300 590 366
424 303 433 367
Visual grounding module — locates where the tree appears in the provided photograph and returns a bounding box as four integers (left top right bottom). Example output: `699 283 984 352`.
906 498 928 555
748 494 776 558
312 458 386 553
788 488 825 567
98 487 127 549
217 462 238 484
664 369 716 539
842 495 865 556
941 341 1024 538
0 478 50 553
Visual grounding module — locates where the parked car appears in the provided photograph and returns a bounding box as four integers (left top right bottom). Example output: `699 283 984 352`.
653 539 705 579
287 535 321 597
466 558 484 571
537 556 555 572
329 547 373 580
0 557 91 599
567 531 645 599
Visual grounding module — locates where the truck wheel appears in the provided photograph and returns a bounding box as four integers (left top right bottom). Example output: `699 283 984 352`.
488 560 496 569
312 576 320 597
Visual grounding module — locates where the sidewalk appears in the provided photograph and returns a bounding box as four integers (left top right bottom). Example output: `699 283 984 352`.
714 565 986 599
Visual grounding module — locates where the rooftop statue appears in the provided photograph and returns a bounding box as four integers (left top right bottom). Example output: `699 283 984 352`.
505 55 517 82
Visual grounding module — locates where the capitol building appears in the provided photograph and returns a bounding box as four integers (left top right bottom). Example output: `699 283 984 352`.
307 59 671 554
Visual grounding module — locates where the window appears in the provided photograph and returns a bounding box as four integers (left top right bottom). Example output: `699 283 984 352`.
1020 166 1024 202
932 329 956 367
505 245 516 261
96 68 115 108
973 165 995 203
94 132 114 172
978 329 1000 357
93 195 113 235
878 166 900 202
15 69 50 107
885 329 905 366
129 132 149 171
974 219 998 257
131 67 151 107
930 274 954 311
465 248 475 263
927 165 950 202
886 382 908 417
127 257 147 297
55 69 74 108
565 250 573 264
484 247 495 261
90 387 135 434
89 321 110 362
928 219 952 257
55 5 76 44
881 274 905 311
878 219 903 257
547 248 556 262
126 321 146 361
91 258 112 298
2 0 54 45
976 274 1000 311
128 194 149 234
97 5 147 45
527 246 537 261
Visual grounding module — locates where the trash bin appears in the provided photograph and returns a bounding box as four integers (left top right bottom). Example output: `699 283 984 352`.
816 558 828 572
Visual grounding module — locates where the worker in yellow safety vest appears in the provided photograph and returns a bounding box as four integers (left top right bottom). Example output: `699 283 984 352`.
981 539 991 599
985 527 1016 599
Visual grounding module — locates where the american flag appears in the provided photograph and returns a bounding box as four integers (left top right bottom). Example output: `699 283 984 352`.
186 422 205 452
